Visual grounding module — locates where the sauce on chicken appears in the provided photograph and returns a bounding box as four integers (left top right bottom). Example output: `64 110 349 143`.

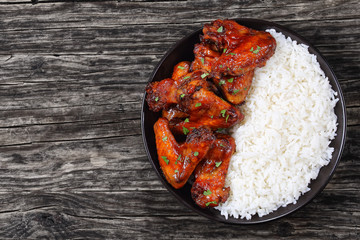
146 19 276 208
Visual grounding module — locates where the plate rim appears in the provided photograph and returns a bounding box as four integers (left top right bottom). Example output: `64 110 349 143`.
141 18 347 224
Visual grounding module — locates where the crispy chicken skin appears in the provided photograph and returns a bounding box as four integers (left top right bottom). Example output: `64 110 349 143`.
146 70 243 131
154 118 215 189
202 19 276 78
191 43 221 73
191 133 235 208
213 70 254 105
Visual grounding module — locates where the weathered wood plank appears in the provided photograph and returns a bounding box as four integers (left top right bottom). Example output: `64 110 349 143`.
0 0 358 239
0 189 358 239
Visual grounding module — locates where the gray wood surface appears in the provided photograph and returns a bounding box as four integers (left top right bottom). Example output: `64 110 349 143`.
0 0 359 239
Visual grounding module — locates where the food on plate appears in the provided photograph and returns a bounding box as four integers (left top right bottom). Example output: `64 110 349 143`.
192 19 276 105
146 19 277 209
154 118 215 189
191 133 235 208
216 29 338 220
146 69 244 133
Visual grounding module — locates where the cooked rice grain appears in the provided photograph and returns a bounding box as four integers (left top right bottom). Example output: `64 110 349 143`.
216 29 338 220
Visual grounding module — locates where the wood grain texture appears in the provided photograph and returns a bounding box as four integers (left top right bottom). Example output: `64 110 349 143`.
0 0 359 239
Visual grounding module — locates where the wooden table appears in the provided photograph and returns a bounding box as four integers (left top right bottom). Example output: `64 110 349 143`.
0 0 358 239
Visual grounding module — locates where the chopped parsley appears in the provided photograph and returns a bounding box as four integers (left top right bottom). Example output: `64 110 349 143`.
250 45 261 54
219 143 225 147
200 58 205 65
228 52 236 56
162 136 168 142
183 126 189 135
183 76 190 80
193 151 199 157
227 77 234 83
155 97 159 102
201 72 209 78
206 201 217 207
203 189 212 196
161 156 169 165
180 93 185 98
233 89 239 94
175 154 181 164
184 118 189 123
215 161 222 167
223 48 227 53
177 66 185 70
174 170 179 173
218 80 226 86
217 26 223 33
220 109 226 117
210 115 213 119
244 87 248 90
195 103 202 107
225 114 229 123
216 128 225 133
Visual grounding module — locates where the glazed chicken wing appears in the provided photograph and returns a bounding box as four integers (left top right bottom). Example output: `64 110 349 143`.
154 118 215 189
146 70 243 132
213 70 254 105
201 19 276 78
191 133 235 208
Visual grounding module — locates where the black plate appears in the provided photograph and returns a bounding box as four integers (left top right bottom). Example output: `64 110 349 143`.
141 19 347 224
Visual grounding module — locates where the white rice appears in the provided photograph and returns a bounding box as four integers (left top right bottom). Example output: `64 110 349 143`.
216 29 338 220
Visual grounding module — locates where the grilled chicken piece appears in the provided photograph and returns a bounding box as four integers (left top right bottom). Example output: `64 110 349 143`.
191 133 235 208
146 70 243 131
201 19 276 78
213 70 254 105
191 43 221 73
172 61 192 82
154 118 215 189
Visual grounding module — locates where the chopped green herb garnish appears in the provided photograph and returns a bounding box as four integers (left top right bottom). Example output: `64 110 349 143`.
203 189 212 196
223 48 227 53
184 118 189 123
200 58 205 65
225 114 229 123
183 126 189 135
183 76 190 80
155 97 159 102
219 143 225 147
195 103 202 107
233 89 239 95
194 151 199 157
190 127 195 129
250 45 261 54
244 87 248 90
180 93 185 98
220 109 226 117
227 78 234 83
217 26 223 33
227 67 230 71
177 66 185 70
162 136 168 142
215 161 222 167
228 52 236 56
175 170 179 173
206 201 217 207
238 67 244 71
161 156 169 165
219 65 223 68
216 128 225 133
175 154 181 164
201 72 209 79
219 80 226 86
210 115 213 119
